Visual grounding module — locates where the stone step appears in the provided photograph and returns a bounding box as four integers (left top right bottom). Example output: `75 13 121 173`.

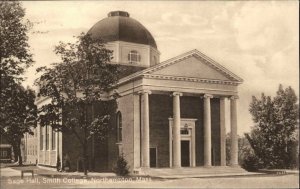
137 166 248 177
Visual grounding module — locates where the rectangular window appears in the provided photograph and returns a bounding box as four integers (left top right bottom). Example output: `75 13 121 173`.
180 128 190 135
46 126 49 150
3 151 7 157
52 128 56 150
40 127 44 150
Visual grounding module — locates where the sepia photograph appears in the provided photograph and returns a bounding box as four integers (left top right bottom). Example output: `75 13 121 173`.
0 0 299 188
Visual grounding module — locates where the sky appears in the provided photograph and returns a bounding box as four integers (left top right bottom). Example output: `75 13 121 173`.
21 1 299 135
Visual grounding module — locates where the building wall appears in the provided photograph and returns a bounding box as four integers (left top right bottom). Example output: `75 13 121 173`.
0 135 12 162
24 129 38 164
105 41 160 67
116 93 135 171
149 94 221 167
149 94 172 167
38 125 58 167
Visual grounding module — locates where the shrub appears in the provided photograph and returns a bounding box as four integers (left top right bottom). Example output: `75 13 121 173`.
113 154 129 176
241 148 263 172
56 155 61 171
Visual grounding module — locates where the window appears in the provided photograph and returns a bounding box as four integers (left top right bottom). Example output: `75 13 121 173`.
2 151 7 157
180 128 190 135
52 128 56 150
46 125 49 150
40 127 44 150
128 50 141 63
116 112 122 143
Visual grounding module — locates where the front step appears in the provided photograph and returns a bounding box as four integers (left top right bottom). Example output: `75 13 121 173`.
135 166 253 178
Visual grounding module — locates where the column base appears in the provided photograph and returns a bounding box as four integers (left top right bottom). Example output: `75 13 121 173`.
204 165 212 168
229 164 239 168
172 165 181 169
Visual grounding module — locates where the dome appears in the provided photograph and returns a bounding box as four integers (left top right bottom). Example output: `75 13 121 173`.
87 11 157 49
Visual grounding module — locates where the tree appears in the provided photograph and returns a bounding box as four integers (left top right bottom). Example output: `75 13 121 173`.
0 1 35 165
0 1 33 83
36 33 120 175
0 77 37 165
247 84 299 169
226 133 251 166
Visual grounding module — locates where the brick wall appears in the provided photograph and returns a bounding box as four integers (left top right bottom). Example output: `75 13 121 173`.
149 94 172 167
149 94 221 167
116 94 135 171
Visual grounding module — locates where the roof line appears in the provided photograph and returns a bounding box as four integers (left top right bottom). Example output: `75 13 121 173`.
118 49 243 85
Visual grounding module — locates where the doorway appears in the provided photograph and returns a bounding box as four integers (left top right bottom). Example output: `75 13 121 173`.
169 118 196 167
181 141 190 167
150 147 157 168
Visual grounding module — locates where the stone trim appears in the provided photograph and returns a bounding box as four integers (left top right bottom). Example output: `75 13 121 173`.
203 94 213 98
143 74 240 86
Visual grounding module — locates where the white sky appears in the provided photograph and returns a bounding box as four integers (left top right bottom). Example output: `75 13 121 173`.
22 1 299 135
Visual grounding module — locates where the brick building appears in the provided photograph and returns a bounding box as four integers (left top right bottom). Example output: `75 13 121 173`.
32 11 243 173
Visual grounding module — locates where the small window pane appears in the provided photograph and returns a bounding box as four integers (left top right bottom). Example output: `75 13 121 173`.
128 50 141 63
180 128 189 135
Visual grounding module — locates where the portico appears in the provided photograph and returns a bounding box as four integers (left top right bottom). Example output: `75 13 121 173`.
115 49 243 170
138 90 239 169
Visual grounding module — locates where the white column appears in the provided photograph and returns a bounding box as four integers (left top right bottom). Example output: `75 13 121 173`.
43 126 46 164
49 126 52 165
203 94 213 167
37 124 40 164
220 97 226 166
59 131 63 170
141 90 151 168
133 93 141 169
55 129 58 166
230 95 239 166
172 92 182 168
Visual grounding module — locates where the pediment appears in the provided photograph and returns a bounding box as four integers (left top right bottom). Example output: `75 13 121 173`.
119 49 243 85
144 50 243 82
149 55 232 81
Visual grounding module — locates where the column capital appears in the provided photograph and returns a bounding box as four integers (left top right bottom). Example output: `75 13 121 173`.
230 95 239 100
139 90 152 95
219 96 228 100
172 92 183 97
203 94 213 99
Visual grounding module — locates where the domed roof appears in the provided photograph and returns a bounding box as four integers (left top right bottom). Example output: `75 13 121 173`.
87 11 157 49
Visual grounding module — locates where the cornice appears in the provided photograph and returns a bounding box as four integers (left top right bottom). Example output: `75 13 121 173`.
143 74 240 86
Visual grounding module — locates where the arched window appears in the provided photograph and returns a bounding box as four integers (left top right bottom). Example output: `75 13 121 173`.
116 112 122 142
128 50 141 64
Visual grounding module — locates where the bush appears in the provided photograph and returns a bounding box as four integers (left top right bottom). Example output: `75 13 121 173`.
56 155 61 171
113 155 129 176
241 150 263 172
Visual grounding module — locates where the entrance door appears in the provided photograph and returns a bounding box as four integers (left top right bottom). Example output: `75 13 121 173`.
181 141 190 167
150 148 157 168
